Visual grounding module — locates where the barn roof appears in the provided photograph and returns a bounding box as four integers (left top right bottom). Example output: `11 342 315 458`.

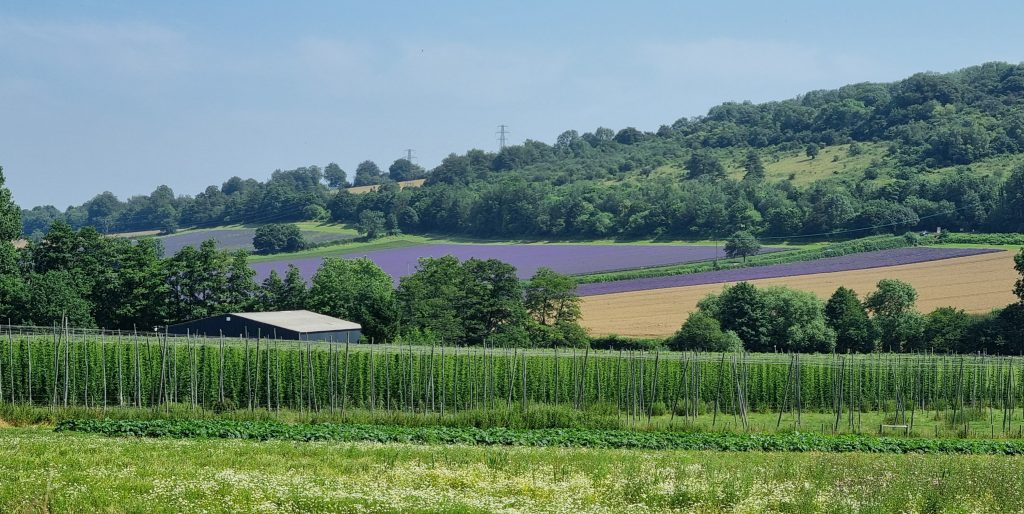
232 310 361 333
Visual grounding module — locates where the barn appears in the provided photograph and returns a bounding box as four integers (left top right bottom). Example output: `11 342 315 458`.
166 310 362 342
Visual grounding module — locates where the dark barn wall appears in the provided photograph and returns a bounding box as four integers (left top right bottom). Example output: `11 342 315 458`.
167 315 301 340
303 330 362 342
167 315 362 342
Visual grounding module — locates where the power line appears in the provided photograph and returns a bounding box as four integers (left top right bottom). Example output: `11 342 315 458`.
496 125 509 150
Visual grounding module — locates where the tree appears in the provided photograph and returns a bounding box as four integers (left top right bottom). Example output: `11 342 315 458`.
397 256 468 343
459 258 528 344
923 307 972 353
865 279 922 351
805 143 820 160
324 163 348 188
307 257 398 342
165 240 231 322
0 165 21 242
724 231 761 262
864 279 918 318
356 210 387 239
259 270 286 311
824 287 876 353
701 282 769 350
280 264 308 310
667 311 741 351
388 158 425 182
523 267 581 326
353 160 383 187
252 223 307 254
22 271 94 327
742 151 766 181
686 150 726 179
1015 248 1024 302
1001 166 1024 231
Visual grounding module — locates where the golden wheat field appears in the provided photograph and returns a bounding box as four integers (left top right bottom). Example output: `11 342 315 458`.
347 178 426 194
580 250 1019 338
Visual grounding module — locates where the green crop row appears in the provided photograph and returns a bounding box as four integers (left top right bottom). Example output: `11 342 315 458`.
56 418 1024 455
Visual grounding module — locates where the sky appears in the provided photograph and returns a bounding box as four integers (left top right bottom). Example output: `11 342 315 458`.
2 1 1023 208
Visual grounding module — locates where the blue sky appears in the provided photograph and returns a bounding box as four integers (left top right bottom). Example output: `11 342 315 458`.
2 1 1023 208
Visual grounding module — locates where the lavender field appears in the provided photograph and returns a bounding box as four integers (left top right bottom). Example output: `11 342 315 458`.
157 228 353 255
251 243 780 283
576 247 1002 296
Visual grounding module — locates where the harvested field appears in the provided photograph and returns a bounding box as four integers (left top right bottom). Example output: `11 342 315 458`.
347 178 425 194
581 250 1019 338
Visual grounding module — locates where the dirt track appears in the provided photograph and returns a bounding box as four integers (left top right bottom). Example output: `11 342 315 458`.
580 250 1019 338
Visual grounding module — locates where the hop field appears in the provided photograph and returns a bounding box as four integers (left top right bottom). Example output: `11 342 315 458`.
2 330 1024 439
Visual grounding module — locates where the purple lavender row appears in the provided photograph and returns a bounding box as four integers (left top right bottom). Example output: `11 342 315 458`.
250 243 783 284
574 247 1003 297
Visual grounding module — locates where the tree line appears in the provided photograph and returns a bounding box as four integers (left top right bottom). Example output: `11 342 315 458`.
22 62 1024 241
3 185 585 347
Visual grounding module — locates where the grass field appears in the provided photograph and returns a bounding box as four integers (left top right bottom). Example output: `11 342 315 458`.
581 250 1018 338
1 426 1022 513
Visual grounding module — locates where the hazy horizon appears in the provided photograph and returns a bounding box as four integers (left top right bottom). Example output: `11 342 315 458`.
3 0 1023 208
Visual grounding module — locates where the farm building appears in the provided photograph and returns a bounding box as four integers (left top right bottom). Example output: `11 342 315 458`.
166 310 362 342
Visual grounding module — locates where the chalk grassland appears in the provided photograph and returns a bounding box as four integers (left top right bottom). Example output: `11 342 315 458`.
581 250 1019 338
1 428 1022 513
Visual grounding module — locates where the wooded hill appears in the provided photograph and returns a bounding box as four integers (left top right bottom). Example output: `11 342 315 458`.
21 61 1024 240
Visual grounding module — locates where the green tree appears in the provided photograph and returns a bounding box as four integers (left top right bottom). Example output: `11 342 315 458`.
324 162 348 188
724 231 761 262
1015 248 1024 302
923 307 972 353
165 240 230 322
252 223 307 254
0 165 21 241
864 279 918 318
523 267 586 347
22 271 94 327
388 158 425 182
459 258 528 345
357 210 387 239
353 160 383 187
523 267 581 326
397 256 467 343
865 279 922 351
686 150 726 179
742 151 766 181
700 282 769 350
805 143 820 160
667 311 741 351
280 264 308 310
259 270 286 311
307 257 398 342
824 287 876 353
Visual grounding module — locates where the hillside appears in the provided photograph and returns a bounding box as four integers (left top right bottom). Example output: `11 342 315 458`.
20 61 1024 241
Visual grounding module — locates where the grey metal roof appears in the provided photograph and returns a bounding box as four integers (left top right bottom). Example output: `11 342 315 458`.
232 310 361 333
